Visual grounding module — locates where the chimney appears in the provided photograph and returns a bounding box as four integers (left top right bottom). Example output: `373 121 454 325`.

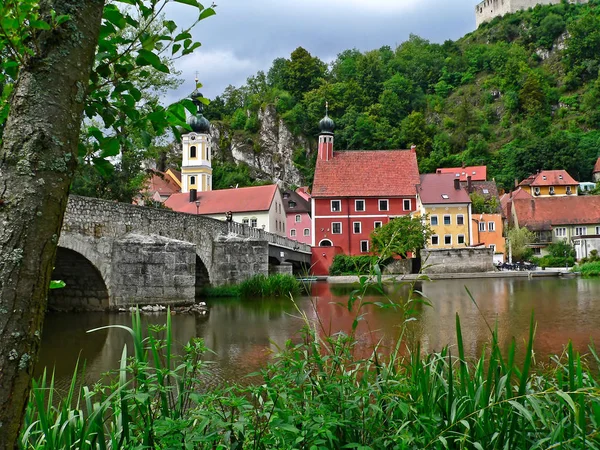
514 178 519 188
189 189 197 203
454 178 461 190
411 145 417 153
467 175 472 193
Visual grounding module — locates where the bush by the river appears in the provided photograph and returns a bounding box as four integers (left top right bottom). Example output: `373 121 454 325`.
531 255 576 268
21 281 600 449
329 254 387 275
201 274 300 298
574 261 600 277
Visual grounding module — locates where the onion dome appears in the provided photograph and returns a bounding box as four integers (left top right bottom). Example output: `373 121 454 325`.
187 113 210 134
319 114 335 134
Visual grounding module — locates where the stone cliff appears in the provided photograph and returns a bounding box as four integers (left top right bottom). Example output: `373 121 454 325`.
210 104 312 187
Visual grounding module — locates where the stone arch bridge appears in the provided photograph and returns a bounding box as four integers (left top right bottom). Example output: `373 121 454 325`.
50 196 311 311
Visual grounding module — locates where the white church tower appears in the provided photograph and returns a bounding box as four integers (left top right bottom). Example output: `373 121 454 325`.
181 82 213 194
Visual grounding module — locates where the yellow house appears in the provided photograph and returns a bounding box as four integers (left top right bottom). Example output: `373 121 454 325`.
519 170 578 197
417 174 472 249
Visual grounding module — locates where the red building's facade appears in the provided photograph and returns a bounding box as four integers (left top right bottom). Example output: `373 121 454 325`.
310 113 421 274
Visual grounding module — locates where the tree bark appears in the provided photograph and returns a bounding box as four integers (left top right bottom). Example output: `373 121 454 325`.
0 0 104 447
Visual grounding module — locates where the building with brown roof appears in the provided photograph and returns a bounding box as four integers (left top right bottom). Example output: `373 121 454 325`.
512 196 600 256
283 189 312 245
417 173 473 249
519 170 579 197
165 184 288 236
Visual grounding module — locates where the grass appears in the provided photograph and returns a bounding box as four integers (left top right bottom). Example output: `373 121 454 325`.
21 269 600 449
201 274 301 299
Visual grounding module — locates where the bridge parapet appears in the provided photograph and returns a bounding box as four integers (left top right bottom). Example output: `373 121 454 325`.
225 221 311 253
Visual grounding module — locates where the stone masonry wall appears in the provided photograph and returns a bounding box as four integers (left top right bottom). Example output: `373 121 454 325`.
212 238 269 285
111 234 196 307
421 248 494 274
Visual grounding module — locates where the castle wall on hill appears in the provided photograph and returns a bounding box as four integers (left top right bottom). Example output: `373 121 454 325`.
475 0 588 27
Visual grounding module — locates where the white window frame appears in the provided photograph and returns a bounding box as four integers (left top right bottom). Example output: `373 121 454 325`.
295 214 301 223
489 244 496 253
189 175 196 186
431 235 439 246
444 235 452 246
360 240 369 253
456 214 464 226
290 229 296 237
596 226 600 235
430 215 439 226
374 221 383 229
379 199 389 211
331 200 341 212
353 222 361 234
534 187 541 196
549 186 555 195
303 228 310 236
555 227 566 237
479 222 485 232
403 199 411 211
332 222 342 234
443 215 451 226
575 227 587 236
242 218 249 225
355 199 366 212
458 234 465 245
250 218 257 228
488 221 495 232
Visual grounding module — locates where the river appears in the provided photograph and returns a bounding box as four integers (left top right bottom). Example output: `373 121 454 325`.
39 277 600 390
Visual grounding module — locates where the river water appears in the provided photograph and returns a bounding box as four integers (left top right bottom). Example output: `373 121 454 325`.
39 277 600 389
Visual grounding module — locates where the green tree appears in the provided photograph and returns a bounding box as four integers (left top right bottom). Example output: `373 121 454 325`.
371 216 431 259
282 47 326 99
0 0 213 445
507 227 536 262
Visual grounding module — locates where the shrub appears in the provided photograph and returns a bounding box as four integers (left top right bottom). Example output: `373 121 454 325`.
576 261 600 277
238 274 300 298
201 285 240 298
328 254 379 276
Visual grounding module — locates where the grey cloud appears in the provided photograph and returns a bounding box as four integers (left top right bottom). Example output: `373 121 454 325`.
164 0 478 103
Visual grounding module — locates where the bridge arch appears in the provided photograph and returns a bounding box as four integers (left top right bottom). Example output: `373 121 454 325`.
49 246 110 311
195 254 210 295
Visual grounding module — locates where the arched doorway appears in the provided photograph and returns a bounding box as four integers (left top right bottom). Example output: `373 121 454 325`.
48 247 109 311
319 239 333 247
195 255 210 296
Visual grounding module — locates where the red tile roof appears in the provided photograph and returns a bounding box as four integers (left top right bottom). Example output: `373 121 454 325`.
312 150 420 198
164 184 277 215
520 170 578 187
594 157 600 174
436 166 487 181
418 173 471 204
144 171 181 197
513 196 600 231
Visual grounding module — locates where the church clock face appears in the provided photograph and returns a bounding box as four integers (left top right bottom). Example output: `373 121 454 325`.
191 135 196 140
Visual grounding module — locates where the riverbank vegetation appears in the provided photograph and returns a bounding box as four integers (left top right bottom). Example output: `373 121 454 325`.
531 240 577 268
574 250 600 276
22 276 600 449
201 274 301 298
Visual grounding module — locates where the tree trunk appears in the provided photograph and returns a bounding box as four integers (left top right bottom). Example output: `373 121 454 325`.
0 0 104 447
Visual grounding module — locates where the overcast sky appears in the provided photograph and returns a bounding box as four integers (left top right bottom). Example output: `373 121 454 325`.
163 0 479 103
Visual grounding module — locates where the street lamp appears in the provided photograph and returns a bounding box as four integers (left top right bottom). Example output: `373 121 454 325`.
195 200 200 215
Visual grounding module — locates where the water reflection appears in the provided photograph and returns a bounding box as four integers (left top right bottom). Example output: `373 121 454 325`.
38 278 600 391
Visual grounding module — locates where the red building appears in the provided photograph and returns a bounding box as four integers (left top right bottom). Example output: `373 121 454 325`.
310 112 421 275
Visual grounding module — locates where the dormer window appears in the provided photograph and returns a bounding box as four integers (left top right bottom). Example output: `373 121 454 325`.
559 175 563 180
288 200 297 208
283 192 290 199
441 194 449 199
542 176 547 180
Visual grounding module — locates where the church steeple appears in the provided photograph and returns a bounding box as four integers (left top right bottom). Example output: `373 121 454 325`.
318 102 335 161
181 75 213 193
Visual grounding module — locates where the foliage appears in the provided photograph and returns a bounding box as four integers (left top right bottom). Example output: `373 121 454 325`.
507 227 536 261
547 240 576 259
200 285 240 298
21 283 600 449
328 254 381 276
370 215 431 259
532 255 576 268
238 274 300 298
575 260 600 277
470 191 500 214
